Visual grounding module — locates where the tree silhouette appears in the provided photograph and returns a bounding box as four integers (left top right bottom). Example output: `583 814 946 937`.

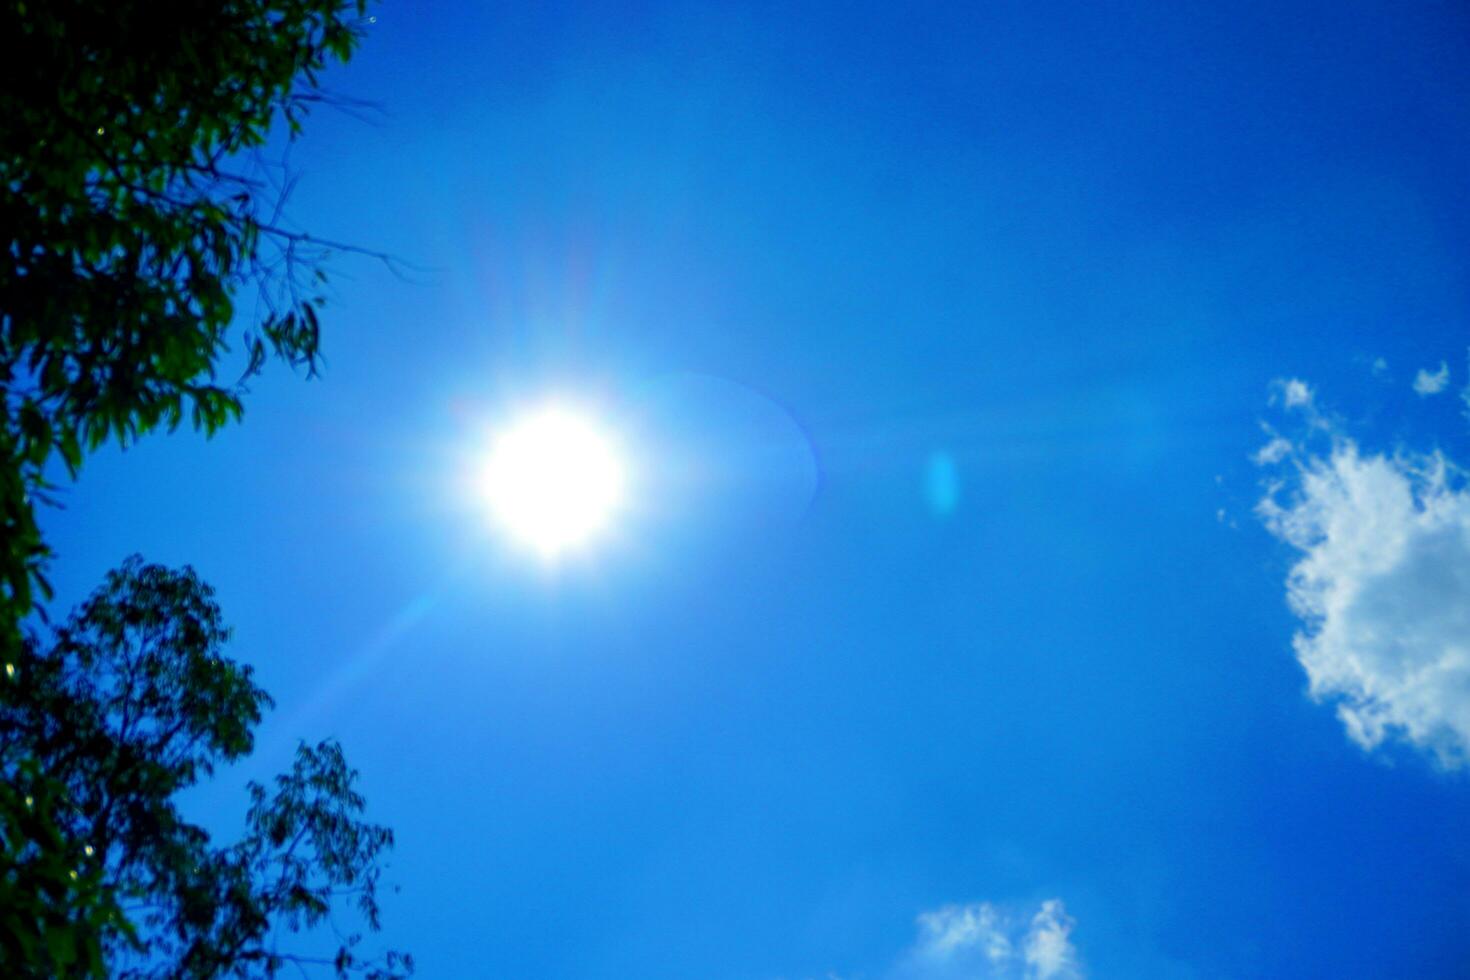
0 759 125 974
0 0 381 636
1 558 410 977
0 4 402 972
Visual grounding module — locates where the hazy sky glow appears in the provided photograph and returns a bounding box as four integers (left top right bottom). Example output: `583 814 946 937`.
40 2 1470 976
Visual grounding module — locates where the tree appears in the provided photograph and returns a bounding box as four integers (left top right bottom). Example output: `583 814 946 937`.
0 557 411 977
0 759 126 975
0 5 402 971
0 0 380 637
0 3 404 973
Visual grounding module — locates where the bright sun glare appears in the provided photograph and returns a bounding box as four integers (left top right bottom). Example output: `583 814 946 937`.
479 406 626 558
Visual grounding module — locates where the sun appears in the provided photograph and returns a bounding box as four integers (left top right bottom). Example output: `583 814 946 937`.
478 405 627 558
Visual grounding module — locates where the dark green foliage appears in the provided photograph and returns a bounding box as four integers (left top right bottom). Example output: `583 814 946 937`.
0 760 127 976
0 6 395 972
0 0 373 634
0 559 410 977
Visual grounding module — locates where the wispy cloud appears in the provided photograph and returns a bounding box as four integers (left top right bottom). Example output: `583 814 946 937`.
1252 433 1293 466
898 900 1084 980
1022 902 1084 980
1276 377 1315 410
1256 382 1470 766
1413 361 1450 396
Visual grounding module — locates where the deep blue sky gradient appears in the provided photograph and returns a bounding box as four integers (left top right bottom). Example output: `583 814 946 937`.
41 2 1470 976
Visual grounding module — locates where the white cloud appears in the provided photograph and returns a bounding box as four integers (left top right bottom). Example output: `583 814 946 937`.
1413 361 1450 396
1276 377 1315 410
904 900 1083 980
1258 423 1470 766
917 903 1012 963
1253 435 1293 466
1372 357 1389 378
1023 901 1083 980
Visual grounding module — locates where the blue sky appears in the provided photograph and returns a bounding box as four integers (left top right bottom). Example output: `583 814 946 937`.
39 1 1470 976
